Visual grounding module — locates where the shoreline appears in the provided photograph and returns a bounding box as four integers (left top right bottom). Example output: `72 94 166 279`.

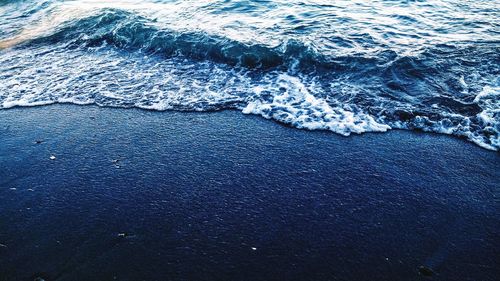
0 104 498 281
1 102 495 152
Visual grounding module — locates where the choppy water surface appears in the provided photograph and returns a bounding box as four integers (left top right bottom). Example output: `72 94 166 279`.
0 0 498 150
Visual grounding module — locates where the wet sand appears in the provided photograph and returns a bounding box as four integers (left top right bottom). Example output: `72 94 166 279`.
0 105 498 281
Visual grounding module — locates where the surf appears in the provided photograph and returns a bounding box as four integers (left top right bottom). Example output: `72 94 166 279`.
0 0 498 150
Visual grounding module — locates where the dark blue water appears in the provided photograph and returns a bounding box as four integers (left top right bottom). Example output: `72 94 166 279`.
0 0 499 150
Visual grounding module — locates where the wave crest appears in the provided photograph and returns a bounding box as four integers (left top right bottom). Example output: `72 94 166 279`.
0 6 498 151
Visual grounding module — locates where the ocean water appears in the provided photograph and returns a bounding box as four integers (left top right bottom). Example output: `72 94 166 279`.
0 0 498 150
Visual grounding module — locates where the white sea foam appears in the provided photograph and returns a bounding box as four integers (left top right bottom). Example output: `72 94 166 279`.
242 74 390 135
0 34 498 151
472 85 500 149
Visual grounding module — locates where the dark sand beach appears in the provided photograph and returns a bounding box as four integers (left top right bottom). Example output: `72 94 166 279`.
0 105 498 281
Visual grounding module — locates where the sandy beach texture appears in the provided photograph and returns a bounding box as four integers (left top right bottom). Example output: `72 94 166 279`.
0 105 498 281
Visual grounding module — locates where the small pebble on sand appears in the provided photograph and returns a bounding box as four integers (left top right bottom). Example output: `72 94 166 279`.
418 265 434 277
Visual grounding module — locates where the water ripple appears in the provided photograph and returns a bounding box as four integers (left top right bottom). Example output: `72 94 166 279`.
0 0 498 150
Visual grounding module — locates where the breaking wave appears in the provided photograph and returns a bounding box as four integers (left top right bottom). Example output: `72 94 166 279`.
0 1 498 150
